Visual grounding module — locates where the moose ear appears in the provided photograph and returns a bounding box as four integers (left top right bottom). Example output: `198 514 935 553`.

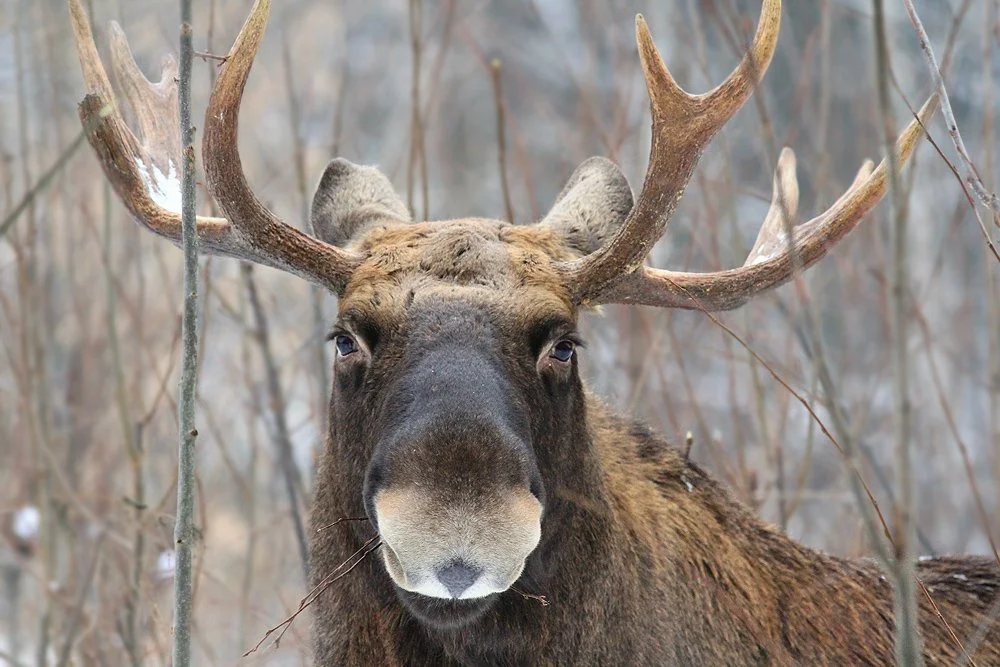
538 157 634 256
310 158 411 246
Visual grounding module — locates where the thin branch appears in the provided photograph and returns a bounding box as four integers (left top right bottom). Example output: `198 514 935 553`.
902 0 1000 229
244 536 381 656
908 291 1000 568
315 516 370 533
194 50 227 64
172 0 199 664
748 48 894 572
281 35 331 476
242 263 310 583
895 93 1000 264
0 106 111 240
874 1 921 662
408 0 429 220
490 59 514 223
55 531 106 667
103 181 144 667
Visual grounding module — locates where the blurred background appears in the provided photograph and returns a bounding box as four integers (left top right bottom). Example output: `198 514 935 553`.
0 0 998 664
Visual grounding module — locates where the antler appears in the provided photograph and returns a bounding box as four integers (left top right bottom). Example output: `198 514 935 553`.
559 0 781 303
602 97 937 310
563 0 939 311
69 0 363 291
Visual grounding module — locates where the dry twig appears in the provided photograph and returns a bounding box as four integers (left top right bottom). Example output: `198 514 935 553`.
244 536 381 656
902 0 1000 230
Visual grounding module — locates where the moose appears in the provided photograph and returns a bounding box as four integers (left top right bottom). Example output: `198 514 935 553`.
70 0 999 663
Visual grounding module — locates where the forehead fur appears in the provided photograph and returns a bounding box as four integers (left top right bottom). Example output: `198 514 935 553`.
339 218 579 325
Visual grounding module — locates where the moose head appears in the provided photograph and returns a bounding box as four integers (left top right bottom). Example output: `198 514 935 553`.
68 2 996 665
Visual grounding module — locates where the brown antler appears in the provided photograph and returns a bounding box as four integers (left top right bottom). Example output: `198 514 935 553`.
598 95 937 310
559 0 782 303
562 0 939 311
69 0 363 291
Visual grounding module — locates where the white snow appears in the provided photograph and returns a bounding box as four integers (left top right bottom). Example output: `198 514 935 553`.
11 505 39 541
747 231 791 266
748 252 777 267
135 158 183 214
156 549 176 580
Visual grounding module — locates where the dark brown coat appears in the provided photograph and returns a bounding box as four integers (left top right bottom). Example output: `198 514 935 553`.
312 392 1000 665
307 217 1000 666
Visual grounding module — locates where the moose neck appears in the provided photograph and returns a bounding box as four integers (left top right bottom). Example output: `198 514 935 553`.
311 385 812 663
312 388 999 663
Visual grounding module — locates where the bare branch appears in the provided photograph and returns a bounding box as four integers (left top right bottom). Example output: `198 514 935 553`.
902 0 1000 229
172 0 199 665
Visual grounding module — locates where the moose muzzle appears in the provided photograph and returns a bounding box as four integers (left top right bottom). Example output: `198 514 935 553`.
375 486 542 599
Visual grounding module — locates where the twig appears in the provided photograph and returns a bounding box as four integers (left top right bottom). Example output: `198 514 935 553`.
244 536 381 656
908 291 1000 568
14 7 58 663
511 586 549 607
173 0 199 664
194 50 228 64
0 105 111 240
661 275 974 662
744 41 893 575
242 263 310 583
490 59 514 223
902 0 1000 229
316 517 370 532
55 530 106 667
872 1 922 663
958 588 1000 667
281 36 330 476
103 179 144 667
895 94 1000 264
408 0 429 220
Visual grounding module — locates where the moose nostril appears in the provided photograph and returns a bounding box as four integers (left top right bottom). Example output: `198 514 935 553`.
436 561 483 598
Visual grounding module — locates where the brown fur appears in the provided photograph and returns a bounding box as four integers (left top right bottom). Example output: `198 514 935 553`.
307 196 1000 664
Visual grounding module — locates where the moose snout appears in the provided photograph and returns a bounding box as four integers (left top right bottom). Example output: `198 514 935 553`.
374 487 542 600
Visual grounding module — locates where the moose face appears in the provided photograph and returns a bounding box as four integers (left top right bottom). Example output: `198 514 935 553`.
323 191 623 625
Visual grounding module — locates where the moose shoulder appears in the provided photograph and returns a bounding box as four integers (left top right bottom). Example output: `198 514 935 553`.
70 0 1000 663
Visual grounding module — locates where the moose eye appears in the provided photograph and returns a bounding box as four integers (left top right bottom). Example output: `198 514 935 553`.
550 340 576 363
334 334 358 357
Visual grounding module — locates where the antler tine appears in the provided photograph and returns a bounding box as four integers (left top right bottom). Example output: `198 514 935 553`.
108 22 181 179
70 0 232 249
744 147 799 267
560 0 782 304
202 0 363 291
598 95 940 311
69 0 114 106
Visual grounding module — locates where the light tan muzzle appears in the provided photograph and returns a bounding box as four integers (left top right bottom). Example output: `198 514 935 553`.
374 487 542 600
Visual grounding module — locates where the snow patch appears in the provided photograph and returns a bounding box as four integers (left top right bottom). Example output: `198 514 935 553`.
12 505 40 541
156 549 176 580
748 252 778 267
747 231 791 266
135 159 182 214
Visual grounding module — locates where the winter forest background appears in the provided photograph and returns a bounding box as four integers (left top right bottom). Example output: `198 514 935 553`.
1 0 998 663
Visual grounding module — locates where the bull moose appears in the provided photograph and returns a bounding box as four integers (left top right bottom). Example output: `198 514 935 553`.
69 0 1000 663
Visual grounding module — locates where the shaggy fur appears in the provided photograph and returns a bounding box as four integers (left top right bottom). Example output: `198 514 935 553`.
306 160 1000 665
